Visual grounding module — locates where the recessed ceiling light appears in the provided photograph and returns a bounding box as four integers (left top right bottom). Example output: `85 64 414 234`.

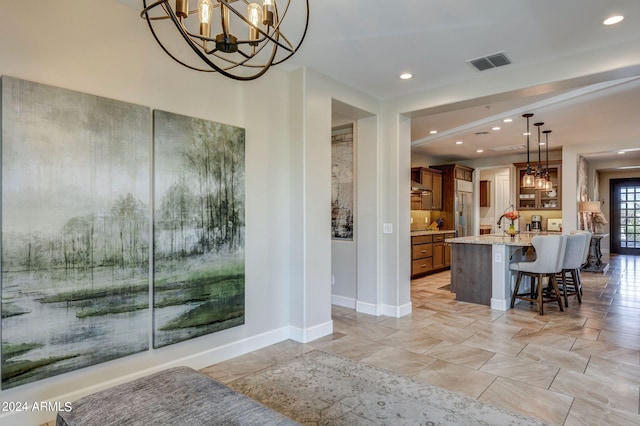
503 118 513 123
523 132 531 136
399 72 413 80
429 130 438 134
603 15 624 25
618 151 626 154
456 141 463 145
492 126 501 131
476 149 484 153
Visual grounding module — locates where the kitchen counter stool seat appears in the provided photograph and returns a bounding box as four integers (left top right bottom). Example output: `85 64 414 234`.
510 235 567 315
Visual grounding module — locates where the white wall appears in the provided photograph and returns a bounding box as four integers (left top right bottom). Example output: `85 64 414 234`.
0 2 296 423
291 69 383 321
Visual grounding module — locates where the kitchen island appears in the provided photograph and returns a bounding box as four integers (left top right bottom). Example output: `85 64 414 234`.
445 233 544 310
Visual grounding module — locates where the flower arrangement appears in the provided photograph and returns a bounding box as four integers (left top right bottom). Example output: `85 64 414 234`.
504 211 520 221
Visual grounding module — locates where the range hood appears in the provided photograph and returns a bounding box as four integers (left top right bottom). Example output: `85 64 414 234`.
411 180 432 193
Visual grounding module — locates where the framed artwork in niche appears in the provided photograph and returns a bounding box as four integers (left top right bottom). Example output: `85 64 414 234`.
0 76 151 389
331 124 354 240
152 110 245 348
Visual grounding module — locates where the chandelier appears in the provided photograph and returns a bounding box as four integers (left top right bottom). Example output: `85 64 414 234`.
141 0 309 80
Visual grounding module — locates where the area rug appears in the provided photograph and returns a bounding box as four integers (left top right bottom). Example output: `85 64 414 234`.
228 350 547 425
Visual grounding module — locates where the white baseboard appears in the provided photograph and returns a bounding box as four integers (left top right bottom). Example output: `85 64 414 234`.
491 298 509 311
356 300 412 318
288 320 333 343
331 294 356 309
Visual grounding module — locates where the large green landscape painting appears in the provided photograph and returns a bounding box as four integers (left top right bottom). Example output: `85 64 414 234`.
1 76 151 389
152 110 245 348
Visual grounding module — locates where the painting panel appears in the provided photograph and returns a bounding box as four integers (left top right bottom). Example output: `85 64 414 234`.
331 125 354 240
153 110 245 348
1 76 151 389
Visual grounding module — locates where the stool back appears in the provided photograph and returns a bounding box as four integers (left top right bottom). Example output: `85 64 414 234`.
571 230 592 264
562 233 588 270
510 235 567 274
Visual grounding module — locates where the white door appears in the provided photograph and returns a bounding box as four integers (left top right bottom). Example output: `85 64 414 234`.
495 172 511 231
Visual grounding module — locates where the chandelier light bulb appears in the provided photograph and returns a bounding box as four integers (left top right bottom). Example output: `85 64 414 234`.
248 3 263 43
263 0 275 26
198 0 213 38
198 0 213 24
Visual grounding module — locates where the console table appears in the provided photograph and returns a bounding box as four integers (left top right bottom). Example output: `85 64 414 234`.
581 233 609 273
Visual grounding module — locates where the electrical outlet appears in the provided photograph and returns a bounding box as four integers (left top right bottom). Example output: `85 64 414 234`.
332 275 335 285
410 217 413 224
425 217 429 223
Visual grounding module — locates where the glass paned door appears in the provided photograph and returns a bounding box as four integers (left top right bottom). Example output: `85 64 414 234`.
611 178 640 255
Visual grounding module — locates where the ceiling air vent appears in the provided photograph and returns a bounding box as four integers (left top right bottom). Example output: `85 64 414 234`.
491 144 526 152
468 52 512 71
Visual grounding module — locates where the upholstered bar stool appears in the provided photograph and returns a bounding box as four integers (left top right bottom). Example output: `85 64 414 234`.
571 230 592 296
556 233 589 307
510 235 567 315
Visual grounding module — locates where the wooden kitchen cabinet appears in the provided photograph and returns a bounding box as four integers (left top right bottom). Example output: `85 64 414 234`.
514 161 562 210
411 235 433 277
479 180 490 207
410 167 442 210
411 232 455 278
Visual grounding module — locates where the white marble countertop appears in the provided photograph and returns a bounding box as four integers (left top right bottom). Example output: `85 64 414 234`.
445 231 561 246
411 230 456 236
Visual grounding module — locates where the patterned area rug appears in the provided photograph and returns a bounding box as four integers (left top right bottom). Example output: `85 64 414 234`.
229 350 548 425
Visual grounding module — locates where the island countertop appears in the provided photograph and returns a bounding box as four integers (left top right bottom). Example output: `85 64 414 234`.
411 229 455 236
446 232 562 246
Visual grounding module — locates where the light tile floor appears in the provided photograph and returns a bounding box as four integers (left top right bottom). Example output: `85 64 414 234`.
202 254 640 426
42 254 640 425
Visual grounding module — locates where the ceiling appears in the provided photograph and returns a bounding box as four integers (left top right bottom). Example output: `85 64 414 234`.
121 0 640 165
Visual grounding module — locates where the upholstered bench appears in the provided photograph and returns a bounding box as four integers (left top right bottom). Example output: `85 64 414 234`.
56 366 298 425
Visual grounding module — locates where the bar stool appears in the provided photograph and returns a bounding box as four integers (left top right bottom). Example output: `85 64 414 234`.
571 230 592 296
556 233 589 307
510 235 567 315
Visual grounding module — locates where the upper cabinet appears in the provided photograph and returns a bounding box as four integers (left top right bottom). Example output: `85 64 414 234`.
479 180 490 207
514 161 562 210
411 167 443 210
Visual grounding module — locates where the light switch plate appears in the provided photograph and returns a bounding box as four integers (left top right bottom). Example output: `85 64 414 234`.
383 223 393 234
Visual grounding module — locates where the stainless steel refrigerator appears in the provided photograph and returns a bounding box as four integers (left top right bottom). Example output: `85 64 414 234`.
455 179 474 237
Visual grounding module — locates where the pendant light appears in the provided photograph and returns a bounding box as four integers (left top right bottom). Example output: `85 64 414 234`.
521 113 535 188
543 130 553 191
534 122 546 190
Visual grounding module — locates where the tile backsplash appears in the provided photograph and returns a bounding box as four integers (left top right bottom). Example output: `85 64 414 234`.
411 210 434 231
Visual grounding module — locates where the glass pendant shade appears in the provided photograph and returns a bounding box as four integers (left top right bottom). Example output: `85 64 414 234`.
522 173 535 188
535 174 546 190
544 178 553 191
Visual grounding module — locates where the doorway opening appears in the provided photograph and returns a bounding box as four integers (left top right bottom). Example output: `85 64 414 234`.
610 178 640 255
